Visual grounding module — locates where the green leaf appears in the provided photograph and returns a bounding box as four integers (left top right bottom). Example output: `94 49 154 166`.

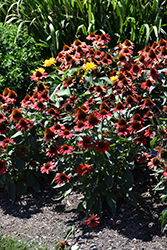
105 174 113 189
94 198 102 217
6 179 16 203
122 169 134 190
106 192 117 215
16 180 28 196
12 159 25 170
150 137 157 150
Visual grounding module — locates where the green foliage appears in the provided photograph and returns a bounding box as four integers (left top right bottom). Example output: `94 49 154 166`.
0 232 49 250
2 0 167 56
0 23 43 101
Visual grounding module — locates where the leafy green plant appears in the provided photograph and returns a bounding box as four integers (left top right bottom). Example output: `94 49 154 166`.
1 33 167 234
2 0 167 56
0 22 44 102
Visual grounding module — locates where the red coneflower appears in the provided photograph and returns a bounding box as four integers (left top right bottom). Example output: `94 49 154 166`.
55 173 71 186
77 163 93 176
41 162 56 174
75 108 87 121
44 128 55 142
94 140 110 152
129 113 144 124
2 138 14 147
112 102 125 113
46 145 60 158
50 123 65 133
140 98 154 110
97 109 112 119
0 123 9 134
128 120 143 134
37 90 49 102
59 144 74 155
15 118 33 131
87 111 101 129
74 120 88 131
0 113 7 123
18 146 26 154
10 108 22 122
85 213 100 228
115 125 130 136
34 100 46 111
78 136 94 150
0 160 7 175
30 68 47 81
58 129 74 139
147 157 161 170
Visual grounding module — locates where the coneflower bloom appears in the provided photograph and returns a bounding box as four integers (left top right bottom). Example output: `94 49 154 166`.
2 138 14 147
75 108 87 122
55 173 71 186
100 102 110 111
59 144 74 155
0 160 7 175
3 88 10 97
112 102 125 113
77 163 93 176
0 113 7 123
20 94 35 108
44 128 55 142
115 125 130 136
87 111 101 129
58 129 74 139
34 100 46 111
46 145 60 158
114 118 128 128
86 32 97 41
74 120 88 131
94 50 105 59
147 157 161 170
94 140 110 152
78 136 94 150
50 123 65 133
0 123 9 134
97 109 112 119
10 108 22 122
47 107 60 118
41 162 56 174
141 79 155 91
15 118 33 131
85 213 100 228
5 90 17 104
140 98 155 110
37 90 49 102
18 146 26 154
148 68 159 80
128 120 143 134
129 113 144 124
30 67 47 81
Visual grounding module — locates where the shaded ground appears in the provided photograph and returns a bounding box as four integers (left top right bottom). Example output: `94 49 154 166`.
0 165 167 250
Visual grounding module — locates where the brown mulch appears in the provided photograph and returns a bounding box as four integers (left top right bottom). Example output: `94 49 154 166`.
0 166 167 250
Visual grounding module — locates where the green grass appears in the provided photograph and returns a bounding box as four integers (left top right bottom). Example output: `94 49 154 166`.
0 232 51 250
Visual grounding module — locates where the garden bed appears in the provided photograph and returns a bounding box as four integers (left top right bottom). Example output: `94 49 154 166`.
0 166 167 250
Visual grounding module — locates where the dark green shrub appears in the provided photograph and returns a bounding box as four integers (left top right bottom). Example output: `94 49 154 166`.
0 23 43 102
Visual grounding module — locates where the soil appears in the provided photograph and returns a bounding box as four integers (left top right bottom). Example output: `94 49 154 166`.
0 165 167 250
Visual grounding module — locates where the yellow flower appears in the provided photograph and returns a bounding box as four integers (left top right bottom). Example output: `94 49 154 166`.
110 75 118 82
43 57 56 67
33 67 45 75
83 62 97 70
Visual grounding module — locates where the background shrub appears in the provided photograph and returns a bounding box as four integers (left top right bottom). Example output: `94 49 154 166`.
0 23 44 102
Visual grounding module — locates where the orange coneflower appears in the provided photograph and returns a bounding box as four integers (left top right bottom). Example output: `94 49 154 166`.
44 128 55 142
10 108 22 122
